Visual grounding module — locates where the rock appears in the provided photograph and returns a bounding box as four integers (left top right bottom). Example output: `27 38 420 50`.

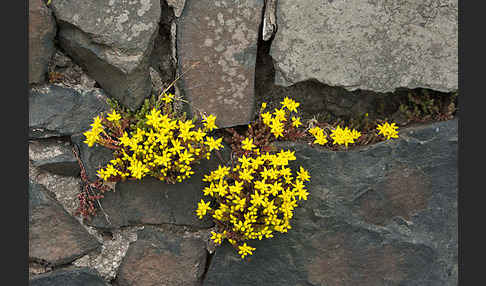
203 119 457 286
177 0 264 128
29 85 109 138
51 0 161 111
29 181 101 266
167 0 186 18
30 139 80 177
86 145 231 229
29 0 56 84
29 267 107 286
262 0 277 41
116 226 207 286
71 133 114 182
47 50 97 89
270 0 458 93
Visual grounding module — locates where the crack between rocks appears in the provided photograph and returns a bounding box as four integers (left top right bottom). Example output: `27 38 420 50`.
199 249 215 286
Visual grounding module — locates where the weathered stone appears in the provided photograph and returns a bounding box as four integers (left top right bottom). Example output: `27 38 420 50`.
116 226 207 286
167 0 186 18
29 181 101 266
86 146 231 229
29 0 56 84
51 0 161 111
30 139 80 177
71 133 114 182
47 50 97 89
30 267 107 286
204 119 457 286
262 0 277 41
270 0 458 93
29 85 109 138
177 0 264 128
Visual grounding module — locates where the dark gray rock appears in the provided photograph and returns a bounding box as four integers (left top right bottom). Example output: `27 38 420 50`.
71 133 114 182
29 181 101 266
51 0 161 111
30 139 80 177
29 85 109 138
29 0 56 84
270 0 458 93
203 119 457 286
29 267 107 286
177 0 264 128
86 146 231 229
116 226 207 286
32 153 80 177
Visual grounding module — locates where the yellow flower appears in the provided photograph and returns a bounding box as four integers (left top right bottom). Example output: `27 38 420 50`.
377 122 399 140
238 243 256 258
281 97 300 113
162 93 175 103
107 110 121 122
291 116 302 127
210 231 224 245
83 129 100 147
196 199 211 219
296 166 310 182
203 114 218 131
146 108 163 128
241 137 256 151
204 136 223 151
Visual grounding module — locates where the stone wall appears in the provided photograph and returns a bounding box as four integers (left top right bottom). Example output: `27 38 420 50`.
29 0 458 285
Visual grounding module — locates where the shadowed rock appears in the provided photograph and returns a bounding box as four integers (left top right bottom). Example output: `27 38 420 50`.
29 267 107 286
29 0 56 84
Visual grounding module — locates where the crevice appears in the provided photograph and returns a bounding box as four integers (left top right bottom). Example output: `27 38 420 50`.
199 249 215 286
253 0 458 132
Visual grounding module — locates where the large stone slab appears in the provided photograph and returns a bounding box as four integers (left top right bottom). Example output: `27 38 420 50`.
203 119 457 285
29 85 109 138
29 181 101 266
87 146 231 229
29 0 56 84
30 267 107 286
51 0 161 111
177 0 264 127
116 226 207 286
270 0 458 93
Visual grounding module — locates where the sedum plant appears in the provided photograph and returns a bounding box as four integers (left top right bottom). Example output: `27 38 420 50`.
82 92 223 184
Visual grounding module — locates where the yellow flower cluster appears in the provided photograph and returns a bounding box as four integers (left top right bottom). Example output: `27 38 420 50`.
197 146 310 259
260 97 302 138
377 122 399 140
309 125 361 148
84 108 222 183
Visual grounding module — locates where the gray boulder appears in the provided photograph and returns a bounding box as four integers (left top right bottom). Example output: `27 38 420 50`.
50 0 161 111
177 0 264 128
203 119 458 286
30 267 107 286
270 0 458 93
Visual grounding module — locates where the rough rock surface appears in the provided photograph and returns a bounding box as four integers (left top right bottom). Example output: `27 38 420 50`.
51 0 161 111
29 0 56 84
177 0 264 127
29 85 109 138
116 226 208 286
30 267 107 286
29 181 101 266
203 119 458 286
71 133 114 182
167 0 186 17
270 0 458 93
86 149 230 229
29 139 80 177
